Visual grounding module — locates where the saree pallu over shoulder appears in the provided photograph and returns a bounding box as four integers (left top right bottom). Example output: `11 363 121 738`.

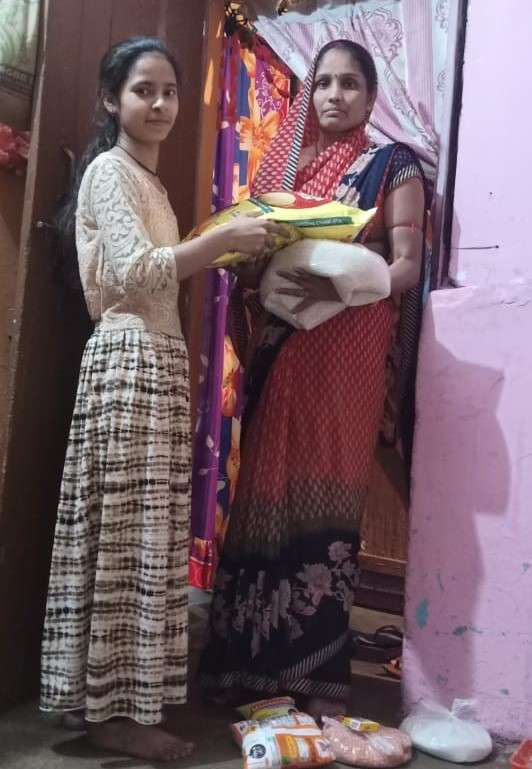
343 142 428 459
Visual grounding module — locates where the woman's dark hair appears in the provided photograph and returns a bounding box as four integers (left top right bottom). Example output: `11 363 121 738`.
56 37 179 287
314 39 378 97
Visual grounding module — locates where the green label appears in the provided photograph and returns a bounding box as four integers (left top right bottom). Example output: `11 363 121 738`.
249 197 274 213
287 216 352 228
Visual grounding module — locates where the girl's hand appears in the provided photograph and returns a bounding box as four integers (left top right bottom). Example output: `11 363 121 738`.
225 214 288 256
275 268 342 312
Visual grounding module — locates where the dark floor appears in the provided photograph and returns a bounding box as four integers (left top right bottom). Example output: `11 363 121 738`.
0 597 516 769
0 679 516 769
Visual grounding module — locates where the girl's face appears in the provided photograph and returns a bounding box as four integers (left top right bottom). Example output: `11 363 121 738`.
312 48 374 136
109 52 179 145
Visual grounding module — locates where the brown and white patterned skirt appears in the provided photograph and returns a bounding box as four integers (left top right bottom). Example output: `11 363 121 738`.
40 327 191 725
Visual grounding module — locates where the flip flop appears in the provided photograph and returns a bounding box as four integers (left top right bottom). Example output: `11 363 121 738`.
357 625 403 648
382 656 402 679
350 625 403 661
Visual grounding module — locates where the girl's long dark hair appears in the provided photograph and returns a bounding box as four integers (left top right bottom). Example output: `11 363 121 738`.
55 37 179 288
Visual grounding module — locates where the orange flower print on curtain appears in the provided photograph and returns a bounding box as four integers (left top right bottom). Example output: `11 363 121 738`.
237 45 290 201
190 35 290 590
240 97 281 194
222 335 241 419
239 48 286 196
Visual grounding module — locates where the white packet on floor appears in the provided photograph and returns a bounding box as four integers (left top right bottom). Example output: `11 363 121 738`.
399 699 493 763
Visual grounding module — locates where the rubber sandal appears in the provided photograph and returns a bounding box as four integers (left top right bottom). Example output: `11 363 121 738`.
382 656 402 679
358 625 403 648
350 625 403 661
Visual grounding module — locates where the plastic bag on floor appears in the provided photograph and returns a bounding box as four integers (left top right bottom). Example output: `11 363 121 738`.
399 700 493 763
322 717 411 767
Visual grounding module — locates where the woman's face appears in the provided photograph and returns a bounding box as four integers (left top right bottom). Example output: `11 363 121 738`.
312 48 374 136
111 53 179 145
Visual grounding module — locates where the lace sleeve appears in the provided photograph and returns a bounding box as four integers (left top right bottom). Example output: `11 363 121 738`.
85 157 177 294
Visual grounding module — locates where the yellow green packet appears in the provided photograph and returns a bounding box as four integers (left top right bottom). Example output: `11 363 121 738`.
183 191 376 267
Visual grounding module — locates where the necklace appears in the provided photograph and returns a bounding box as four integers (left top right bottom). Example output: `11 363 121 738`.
116 143 158 176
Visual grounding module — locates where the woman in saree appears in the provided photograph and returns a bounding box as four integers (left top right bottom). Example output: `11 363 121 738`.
199 39 426 718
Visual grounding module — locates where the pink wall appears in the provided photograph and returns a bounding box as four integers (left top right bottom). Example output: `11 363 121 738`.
449 0 532 287
404 0 532 740
404 288 532 738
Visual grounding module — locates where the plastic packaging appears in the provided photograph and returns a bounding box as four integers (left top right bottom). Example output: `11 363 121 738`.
511 740 532 769
322 717 411 767
337 715 380 733
237 696 300 721
232 711 314 746
232 712 335 768
183 191 376 267
259 239 390 330
399 700 493 763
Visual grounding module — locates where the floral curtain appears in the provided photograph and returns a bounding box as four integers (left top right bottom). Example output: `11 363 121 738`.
189 33 290 589
249 0 449 180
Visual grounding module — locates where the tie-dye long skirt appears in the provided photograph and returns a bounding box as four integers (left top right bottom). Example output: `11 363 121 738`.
40 328 191 724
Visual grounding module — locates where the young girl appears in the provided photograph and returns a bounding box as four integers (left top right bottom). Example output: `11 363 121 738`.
40 37 283 762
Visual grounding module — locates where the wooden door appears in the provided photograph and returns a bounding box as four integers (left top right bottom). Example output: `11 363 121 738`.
0 0 223 711
357 447 409 613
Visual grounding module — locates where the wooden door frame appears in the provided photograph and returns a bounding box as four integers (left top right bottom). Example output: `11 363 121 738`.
430 0 469 289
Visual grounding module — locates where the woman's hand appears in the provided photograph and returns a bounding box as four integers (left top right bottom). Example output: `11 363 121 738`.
275 268 341 313
229 253 272 289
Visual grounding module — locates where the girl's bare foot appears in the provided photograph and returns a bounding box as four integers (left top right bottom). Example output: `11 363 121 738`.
306 696 346 723
87 719 193 762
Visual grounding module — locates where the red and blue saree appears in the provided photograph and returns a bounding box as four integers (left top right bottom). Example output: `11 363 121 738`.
199 50 426 702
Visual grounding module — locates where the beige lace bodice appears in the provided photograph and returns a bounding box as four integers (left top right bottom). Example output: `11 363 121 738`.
76 152 182 337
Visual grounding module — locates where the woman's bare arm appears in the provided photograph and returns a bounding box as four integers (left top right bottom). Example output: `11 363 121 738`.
384 176 425 293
